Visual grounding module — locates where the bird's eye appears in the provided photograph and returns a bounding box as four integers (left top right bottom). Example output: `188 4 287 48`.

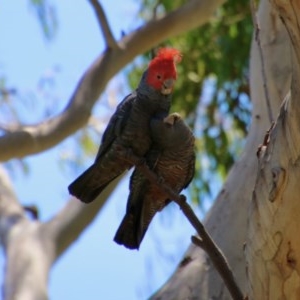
156 74 162 80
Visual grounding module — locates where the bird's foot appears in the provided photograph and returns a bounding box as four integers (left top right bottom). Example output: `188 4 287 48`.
178 194 187 204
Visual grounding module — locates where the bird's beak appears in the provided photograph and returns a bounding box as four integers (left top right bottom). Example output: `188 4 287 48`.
163 113 181 125
161 78 175 95
163 115 175 126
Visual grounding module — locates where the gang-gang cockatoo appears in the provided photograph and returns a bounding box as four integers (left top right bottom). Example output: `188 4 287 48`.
68 48 182 204
114 113 195 249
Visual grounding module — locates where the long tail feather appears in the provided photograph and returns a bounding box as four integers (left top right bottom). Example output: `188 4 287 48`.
68 164 113 203
113 213 140 250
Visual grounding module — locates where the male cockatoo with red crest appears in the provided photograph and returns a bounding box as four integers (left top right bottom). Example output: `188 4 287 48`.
68 48 182 203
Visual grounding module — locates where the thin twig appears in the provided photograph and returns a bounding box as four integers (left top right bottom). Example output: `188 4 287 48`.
88 0 118 49
123 150 245 300
250 0 273 123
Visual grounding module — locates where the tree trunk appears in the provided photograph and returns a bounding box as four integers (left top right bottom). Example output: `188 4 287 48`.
151 0 292 299
246 0 300 299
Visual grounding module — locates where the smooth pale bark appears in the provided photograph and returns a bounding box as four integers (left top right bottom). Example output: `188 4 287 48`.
151 0 292 299
246 0 300 299
0 164 121 300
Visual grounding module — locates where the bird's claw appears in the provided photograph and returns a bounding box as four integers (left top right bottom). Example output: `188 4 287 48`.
179 194 187 203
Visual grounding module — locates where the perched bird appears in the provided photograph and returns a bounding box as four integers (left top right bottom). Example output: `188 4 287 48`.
114 113 195 250
68 48 182 203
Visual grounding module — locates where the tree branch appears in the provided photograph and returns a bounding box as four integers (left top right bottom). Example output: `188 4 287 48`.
0 163 123 296
120 151 245 300
0 0 225 162
88 0 118 49
45 175 123 259
0 166 51 300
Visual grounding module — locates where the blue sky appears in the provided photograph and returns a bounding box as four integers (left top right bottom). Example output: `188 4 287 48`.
0 1 200 299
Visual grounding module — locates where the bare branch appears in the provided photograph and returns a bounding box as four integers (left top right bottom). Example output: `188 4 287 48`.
45 175 123 259
88 0 118 49
0 167 51 299
0 0 225 162
175 196 244 300
118 150 245 300
0 164 123 297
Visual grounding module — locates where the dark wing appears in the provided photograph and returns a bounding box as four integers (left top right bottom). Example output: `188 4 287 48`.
183 150 196 189
95 91 136 161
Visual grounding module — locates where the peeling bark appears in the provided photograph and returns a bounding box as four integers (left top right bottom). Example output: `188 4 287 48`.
246 0 300 299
